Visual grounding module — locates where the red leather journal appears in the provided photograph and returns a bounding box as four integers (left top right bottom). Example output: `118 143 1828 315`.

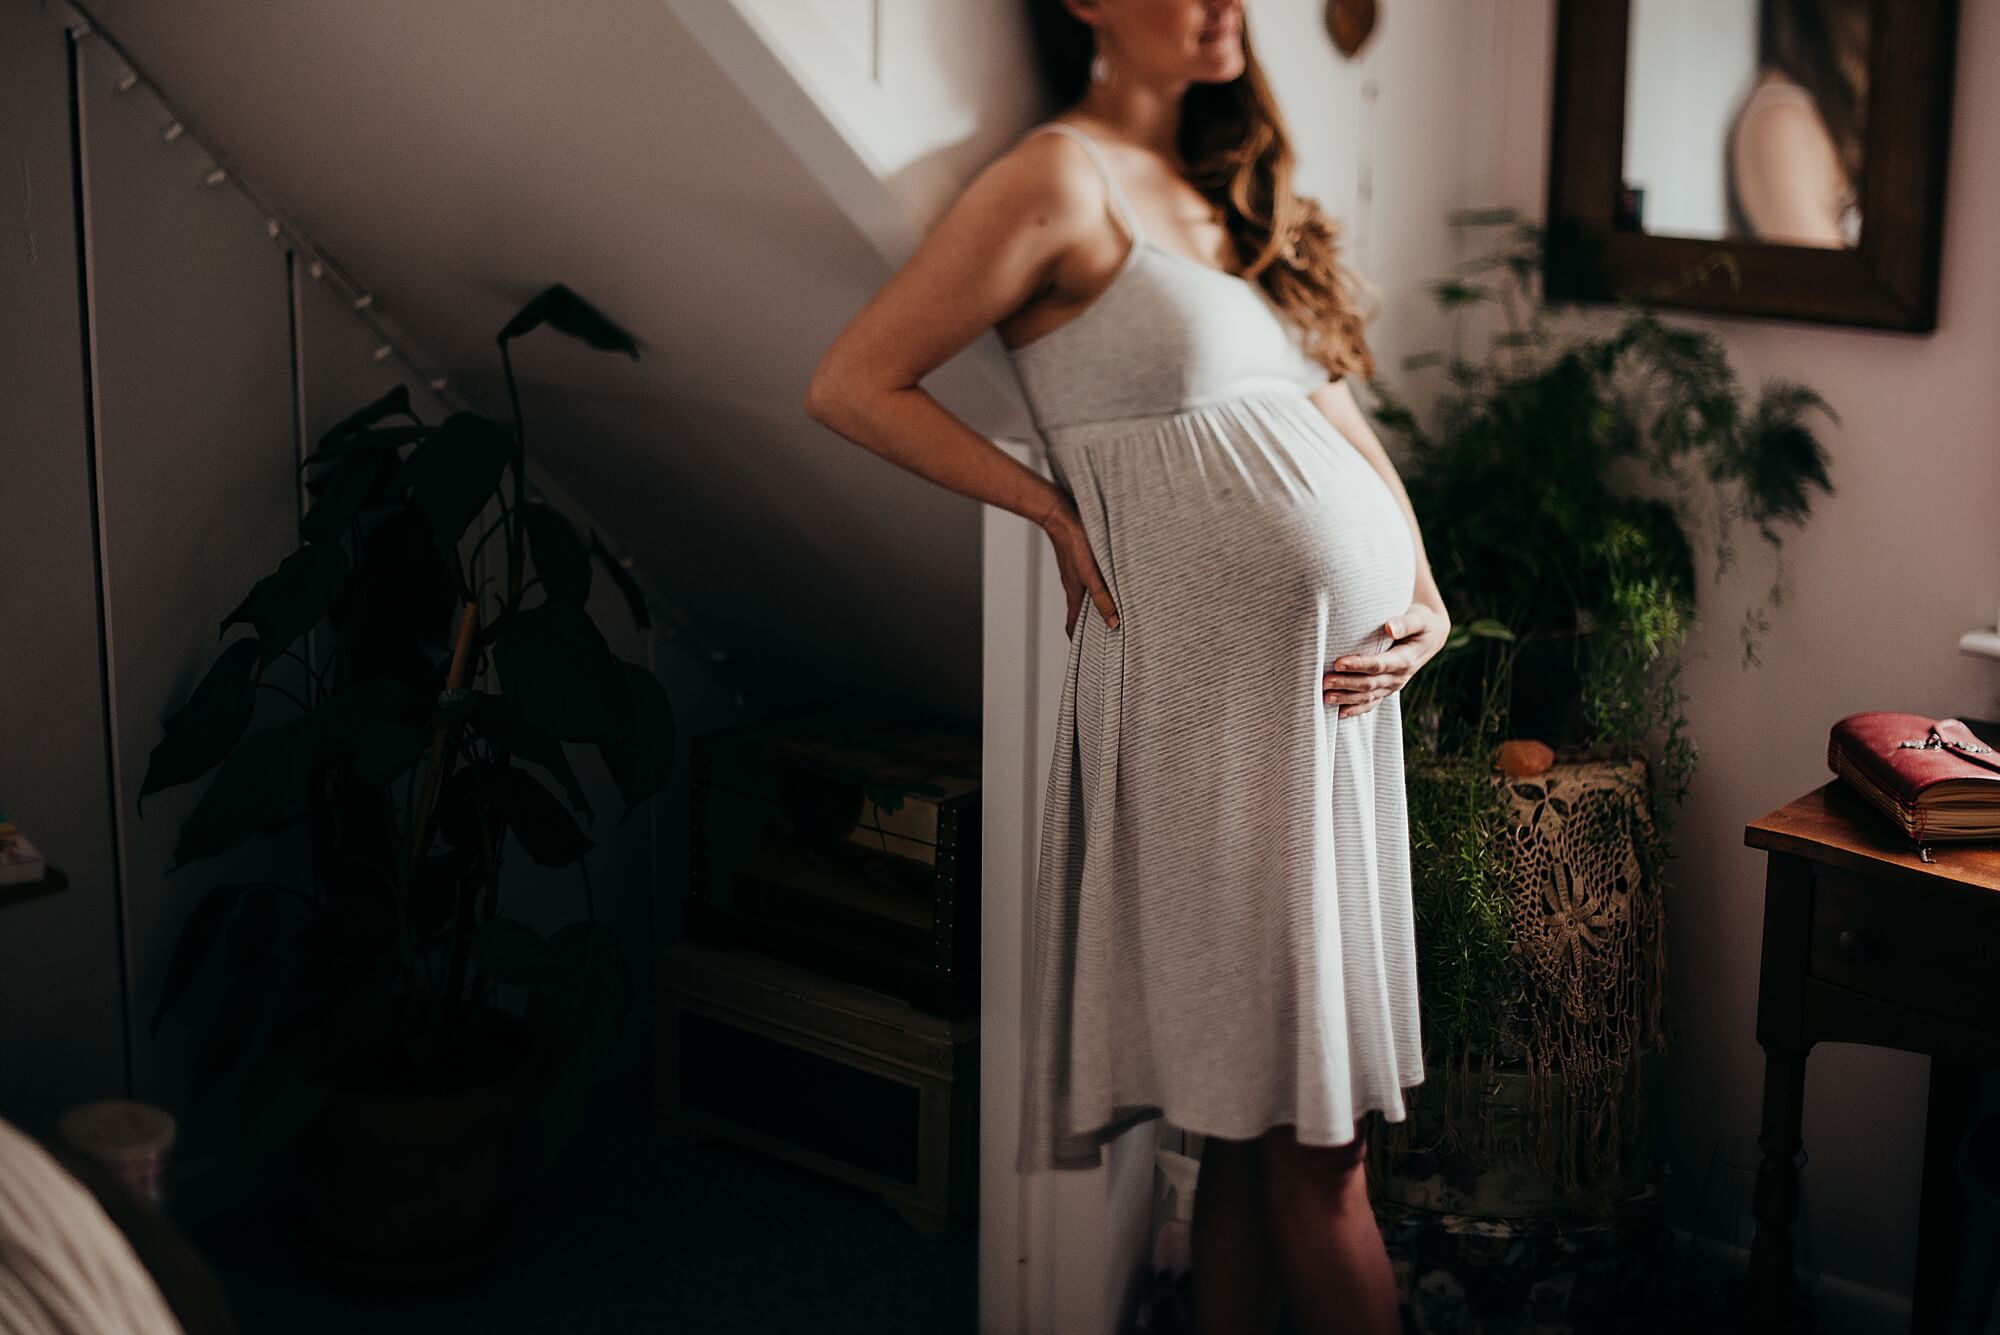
1826 712 2000 843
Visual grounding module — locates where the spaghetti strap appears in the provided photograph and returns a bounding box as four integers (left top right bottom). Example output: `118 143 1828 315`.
1025 121 1147 246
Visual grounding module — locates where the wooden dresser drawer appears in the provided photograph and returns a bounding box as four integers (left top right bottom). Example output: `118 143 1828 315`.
1808 872 2000 1023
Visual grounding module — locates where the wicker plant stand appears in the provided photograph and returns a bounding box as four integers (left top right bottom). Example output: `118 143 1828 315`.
1370 753 1674 1333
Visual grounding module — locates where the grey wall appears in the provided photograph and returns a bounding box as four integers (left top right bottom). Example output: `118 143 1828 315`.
0 0 127 1131
0 7 739 1180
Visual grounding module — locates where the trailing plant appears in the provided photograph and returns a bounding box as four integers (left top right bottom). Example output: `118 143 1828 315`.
1363 210 1835 1199
140 284 668 1150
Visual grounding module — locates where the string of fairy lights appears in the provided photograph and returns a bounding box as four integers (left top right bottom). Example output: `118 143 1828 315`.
53 1 749 704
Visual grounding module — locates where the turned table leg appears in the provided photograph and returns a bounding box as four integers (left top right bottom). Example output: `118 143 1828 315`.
1913 1058 1978 1335
1746 851 1815 1334
1746 1049 1809 1332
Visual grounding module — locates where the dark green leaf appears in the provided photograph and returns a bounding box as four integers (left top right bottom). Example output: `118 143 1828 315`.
140 638 262 811
522 503 590 605
475 917 557 984
238 1015 337 1150
597 660 676 821
473 693 590 816
528 920 631 1065
486 763 593 867
335 505 461 656
311 677 425 747
172 721 312 867
150 882 250 1038
312 383 411 455
301 423 427 470
221 543 349 667
308 677 440 788
589 531 651 630
392 412 512 555
301 447 399 544
495 604 623 742
191 886 281 1102
1432 280 1489 308
498 284 639 359
352 720 433 784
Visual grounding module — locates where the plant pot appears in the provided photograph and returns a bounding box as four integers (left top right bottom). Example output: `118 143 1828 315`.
293 1003 542 1298
1373 1174 1672 1335
1374 1048 1664 1218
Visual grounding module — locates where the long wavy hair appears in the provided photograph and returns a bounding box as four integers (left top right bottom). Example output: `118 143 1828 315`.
1759 0 1870 189
1023 1 1379 381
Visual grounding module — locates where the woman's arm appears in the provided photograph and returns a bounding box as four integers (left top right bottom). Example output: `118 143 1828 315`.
1308 377 1446 616
804 132 1093 528
1308 376 1451 715
804 129 1126 635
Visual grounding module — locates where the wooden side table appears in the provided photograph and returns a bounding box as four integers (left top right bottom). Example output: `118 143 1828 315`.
1745 781 2000 1333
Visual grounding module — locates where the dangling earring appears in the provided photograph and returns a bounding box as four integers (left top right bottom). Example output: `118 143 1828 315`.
1089 35 1110 86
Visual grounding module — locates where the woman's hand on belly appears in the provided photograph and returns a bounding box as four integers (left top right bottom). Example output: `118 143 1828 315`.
1321 601 1450 717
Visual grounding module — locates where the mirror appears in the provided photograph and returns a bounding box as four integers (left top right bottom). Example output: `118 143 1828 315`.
1545 0 1958 329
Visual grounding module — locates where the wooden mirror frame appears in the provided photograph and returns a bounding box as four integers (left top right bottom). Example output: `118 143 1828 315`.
1544 0 1960 331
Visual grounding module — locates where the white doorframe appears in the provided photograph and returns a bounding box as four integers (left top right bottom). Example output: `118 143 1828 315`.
981 438 1156 1335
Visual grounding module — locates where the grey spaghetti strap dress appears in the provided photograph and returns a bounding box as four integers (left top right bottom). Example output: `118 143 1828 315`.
1007 121 1425 1173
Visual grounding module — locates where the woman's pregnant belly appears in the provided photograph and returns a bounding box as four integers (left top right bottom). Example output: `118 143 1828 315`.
1084 408 1418 678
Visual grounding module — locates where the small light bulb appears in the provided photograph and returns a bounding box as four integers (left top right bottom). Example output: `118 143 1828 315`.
69 21 92 38
203 167 227 186
428 377 449 391
116 72 138 93
306 261 324 280
351 293 374 310
266 218 281 239
162 121 184 142
372 345 394 362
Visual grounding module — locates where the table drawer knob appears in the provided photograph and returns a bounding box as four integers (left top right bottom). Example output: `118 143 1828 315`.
1837 928 1879 963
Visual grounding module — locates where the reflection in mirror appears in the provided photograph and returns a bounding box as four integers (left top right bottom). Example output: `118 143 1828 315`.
1622 0 1870 248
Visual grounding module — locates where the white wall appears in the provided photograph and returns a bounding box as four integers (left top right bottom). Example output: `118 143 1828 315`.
73 0 1014 725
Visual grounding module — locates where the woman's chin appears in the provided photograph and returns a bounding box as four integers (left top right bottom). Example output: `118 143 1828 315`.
1192 50 1246 83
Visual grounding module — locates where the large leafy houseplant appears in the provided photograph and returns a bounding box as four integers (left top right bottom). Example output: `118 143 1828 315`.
1363 211 1835 1202
141 285 670 1168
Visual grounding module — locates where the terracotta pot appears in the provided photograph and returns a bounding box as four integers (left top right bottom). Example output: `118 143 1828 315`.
294 1004 542 1298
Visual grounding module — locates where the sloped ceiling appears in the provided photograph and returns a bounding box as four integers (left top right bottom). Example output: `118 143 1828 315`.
80 0 1029 725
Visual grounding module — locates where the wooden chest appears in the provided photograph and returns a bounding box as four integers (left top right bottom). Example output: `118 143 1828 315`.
654 936 979 1234
686 707 980 1017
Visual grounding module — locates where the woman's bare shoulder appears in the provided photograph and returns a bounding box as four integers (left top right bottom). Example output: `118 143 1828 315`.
957 121 1106 226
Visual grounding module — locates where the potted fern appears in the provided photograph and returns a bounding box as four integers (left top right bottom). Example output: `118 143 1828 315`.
139 285 670 1293
1360 210 1835 1323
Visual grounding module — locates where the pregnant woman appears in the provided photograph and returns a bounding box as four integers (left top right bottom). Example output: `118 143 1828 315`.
804 3 1447 1332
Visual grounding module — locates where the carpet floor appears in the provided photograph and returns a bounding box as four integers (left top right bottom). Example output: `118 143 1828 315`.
187 1069 978 1335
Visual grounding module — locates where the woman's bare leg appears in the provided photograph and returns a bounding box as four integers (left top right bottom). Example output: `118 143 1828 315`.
1261 1121 1402 1335
1192 1130 1281 1335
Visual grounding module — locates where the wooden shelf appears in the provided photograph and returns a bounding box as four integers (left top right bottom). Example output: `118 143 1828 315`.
0 865 68 909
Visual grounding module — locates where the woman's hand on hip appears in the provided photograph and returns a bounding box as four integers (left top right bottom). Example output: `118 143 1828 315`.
1039 497 1120 639
1322 601 1450 717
